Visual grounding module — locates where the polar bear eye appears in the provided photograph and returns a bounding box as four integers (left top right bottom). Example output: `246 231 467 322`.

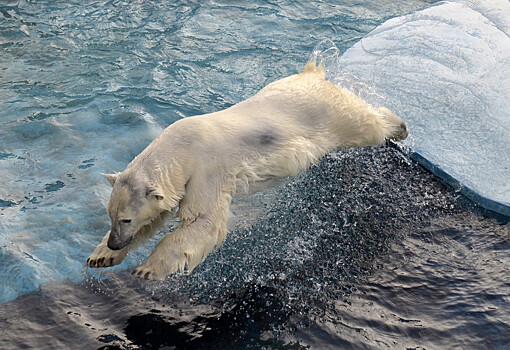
120 219 132 224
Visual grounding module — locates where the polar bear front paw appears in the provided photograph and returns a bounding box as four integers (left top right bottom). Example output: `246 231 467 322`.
131 251 188 281
86 244 127 268
131 265 162 281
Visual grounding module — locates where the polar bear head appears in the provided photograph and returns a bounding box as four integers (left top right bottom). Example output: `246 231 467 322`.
101 172 164 250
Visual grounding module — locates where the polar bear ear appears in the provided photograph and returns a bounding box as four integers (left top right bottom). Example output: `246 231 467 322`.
146 186 164 201
101 173 119 187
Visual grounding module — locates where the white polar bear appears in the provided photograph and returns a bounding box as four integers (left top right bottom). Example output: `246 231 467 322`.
86 61 408 280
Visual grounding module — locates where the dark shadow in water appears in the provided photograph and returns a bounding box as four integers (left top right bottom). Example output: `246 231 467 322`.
114 285 301 350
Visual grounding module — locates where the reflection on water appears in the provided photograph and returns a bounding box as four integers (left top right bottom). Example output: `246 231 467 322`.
295 211 510 349
1 147 508 349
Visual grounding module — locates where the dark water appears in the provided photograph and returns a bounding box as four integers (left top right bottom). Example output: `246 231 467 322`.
1 146 508 349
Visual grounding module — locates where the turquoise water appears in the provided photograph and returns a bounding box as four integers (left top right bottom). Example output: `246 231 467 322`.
1 0 509 349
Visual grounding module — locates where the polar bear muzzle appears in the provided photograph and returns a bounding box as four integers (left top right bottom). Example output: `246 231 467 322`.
107 223 133 250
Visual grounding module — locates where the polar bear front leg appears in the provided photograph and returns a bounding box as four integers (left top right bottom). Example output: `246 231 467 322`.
131 216 223 281
86 231 129 267
132 172 233 280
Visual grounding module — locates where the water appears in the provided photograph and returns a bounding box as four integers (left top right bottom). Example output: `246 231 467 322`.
1 0 509 349
2 147 508 349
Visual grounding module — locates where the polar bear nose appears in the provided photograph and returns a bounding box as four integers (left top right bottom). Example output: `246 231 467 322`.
107 229 132 250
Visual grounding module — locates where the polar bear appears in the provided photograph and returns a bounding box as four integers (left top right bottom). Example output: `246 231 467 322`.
86 61 408 280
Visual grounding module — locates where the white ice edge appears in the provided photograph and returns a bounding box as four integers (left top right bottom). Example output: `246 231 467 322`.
320 0 510 216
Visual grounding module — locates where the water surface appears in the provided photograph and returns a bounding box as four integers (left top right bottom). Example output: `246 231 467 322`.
1 0 509 349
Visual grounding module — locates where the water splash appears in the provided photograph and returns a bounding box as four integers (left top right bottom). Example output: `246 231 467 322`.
309 39 388 108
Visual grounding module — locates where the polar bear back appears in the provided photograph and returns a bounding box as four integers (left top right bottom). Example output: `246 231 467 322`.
226 62 391 149
128 62 399 197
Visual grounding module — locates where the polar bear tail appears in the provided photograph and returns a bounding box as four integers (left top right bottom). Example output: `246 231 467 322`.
304 60 326 77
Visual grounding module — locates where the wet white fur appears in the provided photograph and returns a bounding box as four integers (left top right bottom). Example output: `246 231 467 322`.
86 61 408 280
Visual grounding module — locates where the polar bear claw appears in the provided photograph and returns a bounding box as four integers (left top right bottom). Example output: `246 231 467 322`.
86 231 129 268
86 245 126 268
